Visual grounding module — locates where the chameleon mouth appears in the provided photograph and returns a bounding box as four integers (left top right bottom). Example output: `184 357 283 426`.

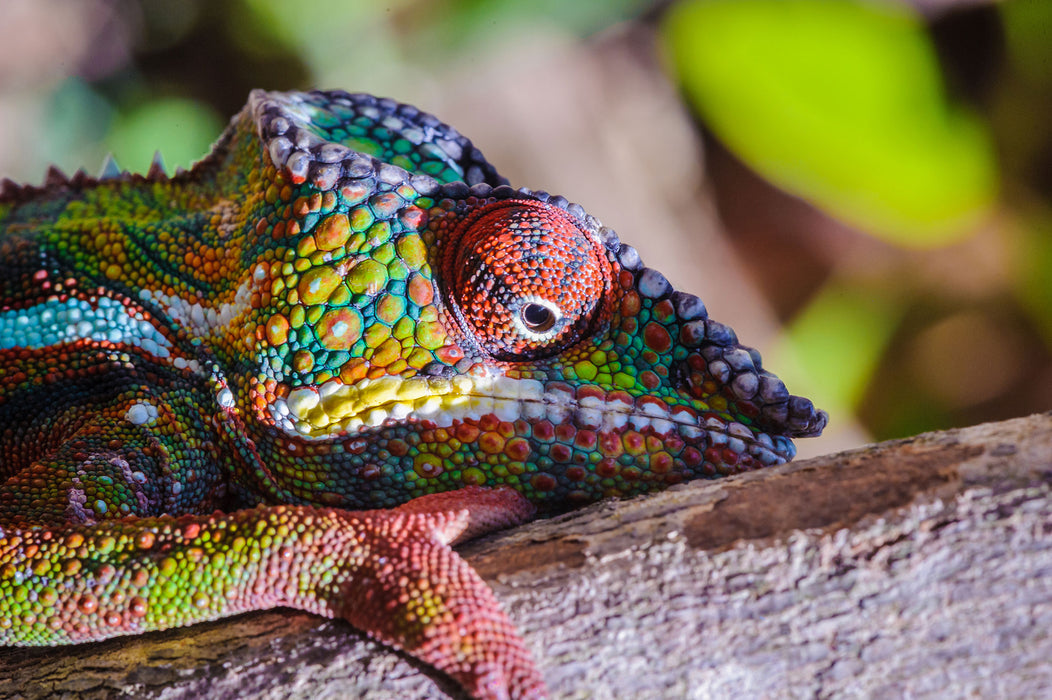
268 374 796 465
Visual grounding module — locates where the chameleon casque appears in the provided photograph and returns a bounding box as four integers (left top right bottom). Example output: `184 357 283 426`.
0 90 826 698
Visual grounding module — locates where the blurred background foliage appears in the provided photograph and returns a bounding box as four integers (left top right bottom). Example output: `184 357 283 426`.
0 0 1049 457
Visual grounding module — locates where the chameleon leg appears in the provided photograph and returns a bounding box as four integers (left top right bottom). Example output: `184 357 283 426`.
332 487 546 700
0 486 545 700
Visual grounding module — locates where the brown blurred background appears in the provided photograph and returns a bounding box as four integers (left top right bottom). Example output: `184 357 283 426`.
1 0 1049 459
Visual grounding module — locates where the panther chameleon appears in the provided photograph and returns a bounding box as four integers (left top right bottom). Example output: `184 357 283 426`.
0 90 826 699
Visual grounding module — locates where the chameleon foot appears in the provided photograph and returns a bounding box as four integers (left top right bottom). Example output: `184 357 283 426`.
333 486 546 700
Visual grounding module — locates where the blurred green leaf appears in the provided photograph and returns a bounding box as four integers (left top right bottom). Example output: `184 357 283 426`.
663 0 997 247
774 281 901 419
434 0 647 46
105 98 223 173
238 0 394 56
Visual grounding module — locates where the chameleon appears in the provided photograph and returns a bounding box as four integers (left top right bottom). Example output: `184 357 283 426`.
0 89 826 699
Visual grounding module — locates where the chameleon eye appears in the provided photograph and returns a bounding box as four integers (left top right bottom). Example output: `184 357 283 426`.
445 199 611 360
518 300 560 336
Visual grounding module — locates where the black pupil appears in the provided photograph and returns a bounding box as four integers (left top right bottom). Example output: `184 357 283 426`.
522 303 553 330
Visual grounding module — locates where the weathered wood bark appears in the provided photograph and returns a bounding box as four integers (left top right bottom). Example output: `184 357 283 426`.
3 413 1050 698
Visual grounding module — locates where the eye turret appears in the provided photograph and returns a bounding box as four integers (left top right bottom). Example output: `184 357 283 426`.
443 200 611 360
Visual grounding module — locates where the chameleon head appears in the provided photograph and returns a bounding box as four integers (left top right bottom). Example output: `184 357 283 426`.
239 90 827 509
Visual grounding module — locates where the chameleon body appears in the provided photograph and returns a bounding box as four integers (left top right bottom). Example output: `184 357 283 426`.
0 90 826 698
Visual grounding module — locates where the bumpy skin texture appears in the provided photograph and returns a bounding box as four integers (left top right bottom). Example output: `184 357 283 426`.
0 90 826 699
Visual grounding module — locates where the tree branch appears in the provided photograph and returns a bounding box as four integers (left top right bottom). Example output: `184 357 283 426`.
4 413 1051 698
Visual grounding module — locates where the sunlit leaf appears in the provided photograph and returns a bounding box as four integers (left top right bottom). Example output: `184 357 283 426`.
663 0 997 246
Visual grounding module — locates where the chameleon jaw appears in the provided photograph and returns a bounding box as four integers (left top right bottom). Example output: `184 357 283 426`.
267 373 797 465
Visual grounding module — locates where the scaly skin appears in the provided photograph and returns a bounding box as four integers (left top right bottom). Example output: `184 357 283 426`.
0 90 826 698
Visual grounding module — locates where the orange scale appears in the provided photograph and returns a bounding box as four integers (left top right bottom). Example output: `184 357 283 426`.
387 439 410 457
292 350 314 373
643 322 672 353
77 594 98 615
265 311 290 345
316 307 364 351
550 444 572 462
531 473 557 492
621 467 642 482
455 424 479 443
653 299 675 322
597 458 618 480
576 384 606 401
505 437 532 461
622 431 647 455
565 466 587 482
597 432 623 458
371 337 403 367
532 420 556 442
339 359 368 383
640 371 661 390
478 432 506 455
574 430 597 450
682 447 704 467
554 423 576 443
663 434 686 454
650 452 673 474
